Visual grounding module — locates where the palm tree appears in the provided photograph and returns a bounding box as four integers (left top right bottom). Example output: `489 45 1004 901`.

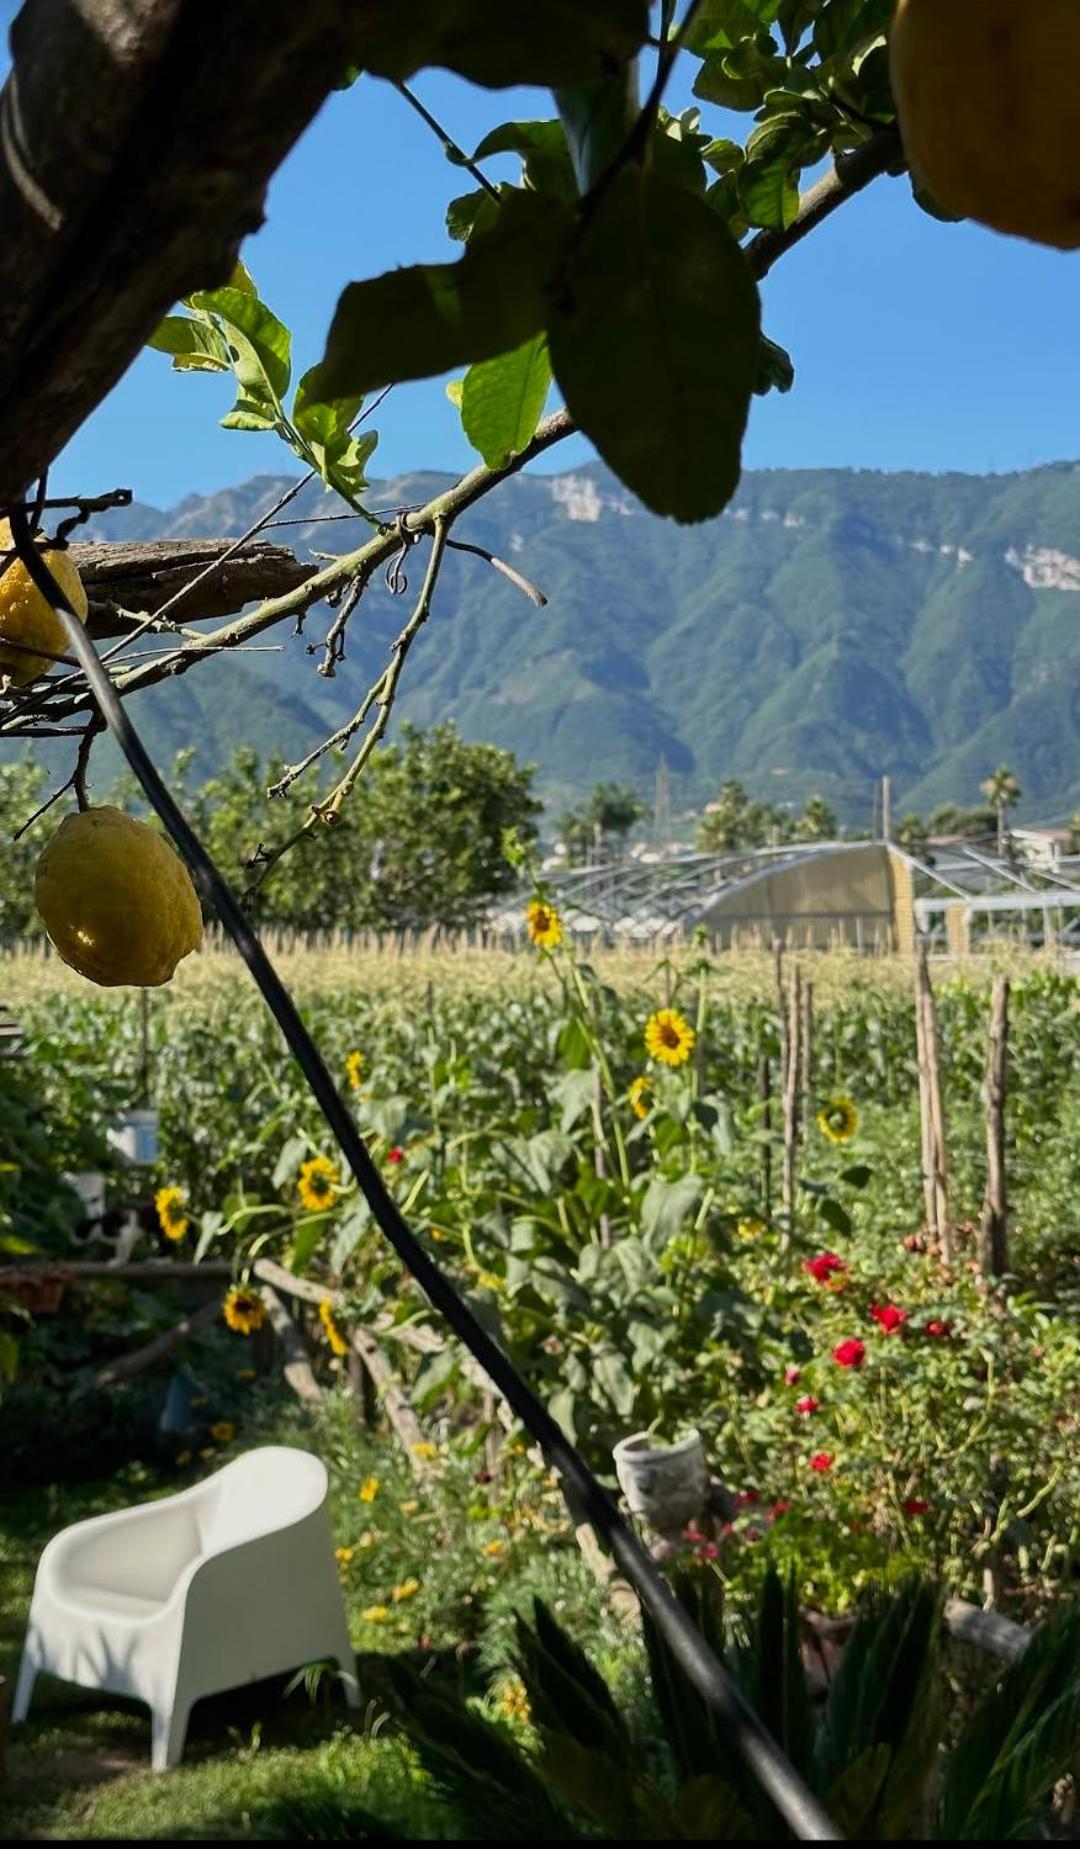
979 764 1022 856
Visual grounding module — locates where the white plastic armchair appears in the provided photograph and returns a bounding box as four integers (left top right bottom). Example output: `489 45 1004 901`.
13 1445 358 1769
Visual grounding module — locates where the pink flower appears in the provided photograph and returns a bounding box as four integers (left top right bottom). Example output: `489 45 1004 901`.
697 1541 721 1561
784 1365 802 1386
794 1395 820 1416
810 1453 834 1473
903 1498 930 1516
387 1146 405 1165
803 1252 847 1285
419 1635 433 1651
871 1303 908 1334
683 1524 707 1544
923 1319 953 1338
833 1338 866 1369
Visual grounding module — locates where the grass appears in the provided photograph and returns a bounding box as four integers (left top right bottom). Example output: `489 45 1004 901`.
0 1394 625 1841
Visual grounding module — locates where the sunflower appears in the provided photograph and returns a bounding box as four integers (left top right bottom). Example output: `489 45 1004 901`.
629 1074 653 1119
644 1008 696 1068
155 1184 189 1242
525 899 563 949
499 1678 531 1724
817 1097 859 1144
345 1049 365 1092
223 1284 265 1335
298 1154 339 1211
319 1298 350 1357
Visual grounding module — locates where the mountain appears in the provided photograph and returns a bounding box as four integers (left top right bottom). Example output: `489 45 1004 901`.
30 455 1080 825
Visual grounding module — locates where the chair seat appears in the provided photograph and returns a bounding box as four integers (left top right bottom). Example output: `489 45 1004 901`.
62 1584 166 1622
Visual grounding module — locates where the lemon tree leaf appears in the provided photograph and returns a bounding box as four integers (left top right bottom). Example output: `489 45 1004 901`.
459 334 552 468
548 168 760 523
187 284 292 415
355 0 648 88
147 315 231 373
313 192 572 399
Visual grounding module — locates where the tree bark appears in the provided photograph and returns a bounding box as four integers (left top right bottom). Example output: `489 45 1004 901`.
0 0 395 499
72 539 310 636
979 975 1010 1278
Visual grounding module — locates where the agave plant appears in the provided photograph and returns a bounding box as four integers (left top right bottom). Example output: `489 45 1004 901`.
380 1570 1080 1840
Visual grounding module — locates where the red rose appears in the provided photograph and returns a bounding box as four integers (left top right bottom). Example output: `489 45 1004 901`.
795 1395 820 1416
871 1303 908 1334
903 1498 930 1516
784 1365 802 1386
923 1320 952 1338
833 1338 866 1369
769 1500 791 1520
803 1252 847 1285
387 1146 405 1165
810 1453 833 1473
735 1489 760 1507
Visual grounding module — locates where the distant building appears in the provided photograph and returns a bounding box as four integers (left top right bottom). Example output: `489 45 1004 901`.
1013 827 1070 870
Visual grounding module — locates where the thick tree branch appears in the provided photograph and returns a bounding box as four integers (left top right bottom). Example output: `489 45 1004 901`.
0 0 397 499
746 128 904 280
73 538 311 638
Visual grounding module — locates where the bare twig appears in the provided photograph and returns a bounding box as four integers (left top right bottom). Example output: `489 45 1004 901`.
395 81 501 202
445 537 547 606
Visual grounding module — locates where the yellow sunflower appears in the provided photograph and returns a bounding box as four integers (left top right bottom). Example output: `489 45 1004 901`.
499 1678 531 1724
644 1008 696 1068
525 899 563 949
629 1074 653 1119
223 1284 265 1335
298 1154 339 1211
155 1185 188 1242
817 1097 859 1144
345 1049 365 1092
319 1298 350 1357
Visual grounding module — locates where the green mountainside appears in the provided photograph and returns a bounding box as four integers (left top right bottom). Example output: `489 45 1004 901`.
67 456 1080 826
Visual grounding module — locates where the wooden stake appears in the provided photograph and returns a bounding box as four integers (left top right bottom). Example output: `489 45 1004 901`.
259 1284 323 1411
758 1051 773 1223
980 975 1010 1279
914 949 938 1244
782 965 802 1236
800 977 814 1136
922 954 951 1260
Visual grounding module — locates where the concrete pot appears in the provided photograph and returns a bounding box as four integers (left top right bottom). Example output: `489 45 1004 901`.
613 1429 708 1538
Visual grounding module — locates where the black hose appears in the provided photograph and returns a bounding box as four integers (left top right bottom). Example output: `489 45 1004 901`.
7 504 841 1841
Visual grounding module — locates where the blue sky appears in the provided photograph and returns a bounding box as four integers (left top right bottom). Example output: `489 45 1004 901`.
11 18 1080 509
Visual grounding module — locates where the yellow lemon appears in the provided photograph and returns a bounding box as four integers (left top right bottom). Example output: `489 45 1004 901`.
35 806 203 987
0 519 88 686
891 0 1080 249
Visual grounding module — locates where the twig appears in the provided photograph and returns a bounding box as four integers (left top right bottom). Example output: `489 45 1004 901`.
255 519 449 869
395 81 501 202
73 719 100 810
92 1295 222 1389
445 537 547 606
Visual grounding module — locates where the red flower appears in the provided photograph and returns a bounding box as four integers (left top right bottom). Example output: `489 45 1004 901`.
387 1146 405 1165
923 1319 953 1338
833 1339 866 1369
784 1365 802 1386
803 1252 847 1285
697 1541 721 1561
871 1303 908 1334
683 1524 707 1544
810 1453 834 1473
419 1635 433 1652
769 1500 792 1520
903 1498 930 1516
795 1395 820 1416
735 1489 760 1507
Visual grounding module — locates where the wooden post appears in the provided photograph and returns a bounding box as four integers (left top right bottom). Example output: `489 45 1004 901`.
915 945 951 1258
758 1052 773 1223
980 976 1010 1278
782 965 802 1238
800 977 814 1136
259 1285 323 1411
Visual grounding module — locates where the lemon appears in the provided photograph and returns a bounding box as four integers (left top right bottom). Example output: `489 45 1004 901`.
0 519 89 686
35 807 203 987
891 0 1080 250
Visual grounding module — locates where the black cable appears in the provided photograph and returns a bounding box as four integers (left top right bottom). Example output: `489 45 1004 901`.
6 505 841 1842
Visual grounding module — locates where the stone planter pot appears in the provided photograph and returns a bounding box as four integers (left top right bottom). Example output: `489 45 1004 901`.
613 1429 708 1539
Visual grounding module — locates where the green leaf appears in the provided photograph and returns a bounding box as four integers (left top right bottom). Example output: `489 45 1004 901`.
147 315 230 373
289 1216 328 1273
445 185 504 243
841 1163 873 1189
473 120 578 200
548 169 760 523
0 1327 18 1385
186 284 292 412
292 370 364 449
313 192 572 400
354 0 648 88
641 1173 705 1245
549 1063 599 1134
819 1196 852 1237
594 1347 636 1417
754 333 795 396
331 1202 370 1272
459 333 552 468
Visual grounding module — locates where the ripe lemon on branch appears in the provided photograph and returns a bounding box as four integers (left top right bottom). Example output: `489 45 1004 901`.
35 807 203 987
891 0 1080 249
0 518 88 685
